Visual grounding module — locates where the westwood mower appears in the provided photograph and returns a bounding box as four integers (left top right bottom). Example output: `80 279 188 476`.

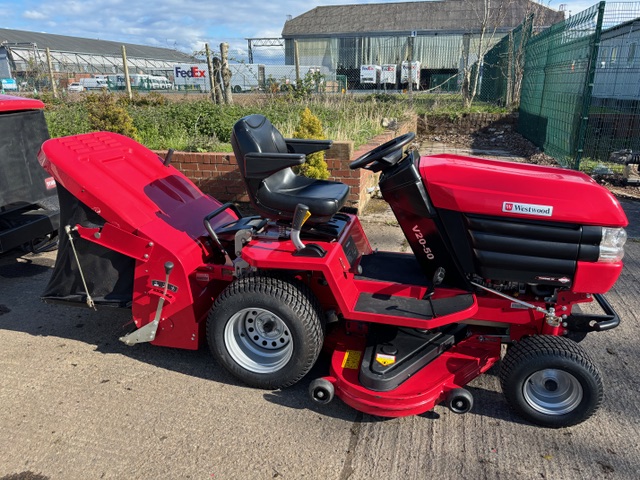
38 114 628 428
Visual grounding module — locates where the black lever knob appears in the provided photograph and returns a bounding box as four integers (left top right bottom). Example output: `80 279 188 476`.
164 261 174 275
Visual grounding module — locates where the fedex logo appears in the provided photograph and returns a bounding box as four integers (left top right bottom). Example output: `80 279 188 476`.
175 66 206 78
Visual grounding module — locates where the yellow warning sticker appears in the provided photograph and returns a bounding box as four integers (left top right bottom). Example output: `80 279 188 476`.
341 350 362 369
375 353 396 366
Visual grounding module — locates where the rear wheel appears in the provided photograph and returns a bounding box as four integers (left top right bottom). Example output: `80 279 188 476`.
499 335 603 428
207 273 323 389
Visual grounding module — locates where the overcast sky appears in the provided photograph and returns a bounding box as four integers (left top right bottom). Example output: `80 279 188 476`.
1 0 598 56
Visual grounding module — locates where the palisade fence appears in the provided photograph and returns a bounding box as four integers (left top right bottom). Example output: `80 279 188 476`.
518 2 640 169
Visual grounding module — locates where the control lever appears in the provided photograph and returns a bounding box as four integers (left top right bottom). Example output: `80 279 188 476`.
291 203 310 251
290 204 327 258
120 261 174 346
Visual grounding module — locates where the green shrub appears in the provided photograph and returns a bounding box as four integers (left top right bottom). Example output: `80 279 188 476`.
45 102 91 138
294 107 330 180
84 91 138 139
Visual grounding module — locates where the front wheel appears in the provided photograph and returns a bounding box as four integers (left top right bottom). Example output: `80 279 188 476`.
207 273 324 389
499 335 603 428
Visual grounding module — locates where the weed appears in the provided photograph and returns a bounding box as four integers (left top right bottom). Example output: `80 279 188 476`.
293 108 329 180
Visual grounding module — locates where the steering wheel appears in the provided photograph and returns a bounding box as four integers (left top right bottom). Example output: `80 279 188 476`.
349 132 415 170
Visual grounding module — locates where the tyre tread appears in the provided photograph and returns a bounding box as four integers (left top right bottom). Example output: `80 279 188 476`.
206 272 324 389
499 335 603 427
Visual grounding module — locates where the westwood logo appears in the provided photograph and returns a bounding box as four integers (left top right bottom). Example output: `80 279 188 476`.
502 201 553 217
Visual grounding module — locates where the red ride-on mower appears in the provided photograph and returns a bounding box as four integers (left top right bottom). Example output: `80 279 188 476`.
38 115 628 428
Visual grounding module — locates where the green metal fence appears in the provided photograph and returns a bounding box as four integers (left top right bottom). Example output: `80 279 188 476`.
479 15 534 106
519 2 640 169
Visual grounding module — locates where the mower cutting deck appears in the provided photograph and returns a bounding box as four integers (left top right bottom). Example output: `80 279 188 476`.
38 115 627 428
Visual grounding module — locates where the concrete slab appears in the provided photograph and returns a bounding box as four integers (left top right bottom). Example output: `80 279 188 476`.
0 193 639 480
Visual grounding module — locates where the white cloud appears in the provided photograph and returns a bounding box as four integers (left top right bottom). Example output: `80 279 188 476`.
22 10 46 20
8 0 601 58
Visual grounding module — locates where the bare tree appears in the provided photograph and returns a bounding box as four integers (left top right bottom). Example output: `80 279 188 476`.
461 0 515 107
220 43 233 105
212 57 224 104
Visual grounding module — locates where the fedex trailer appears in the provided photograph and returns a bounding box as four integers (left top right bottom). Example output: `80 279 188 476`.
173 64 210 92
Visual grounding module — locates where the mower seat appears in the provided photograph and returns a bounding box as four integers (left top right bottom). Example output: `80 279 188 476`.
231 114 349 223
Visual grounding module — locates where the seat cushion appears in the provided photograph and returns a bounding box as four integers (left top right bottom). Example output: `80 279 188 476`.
258 172 349 219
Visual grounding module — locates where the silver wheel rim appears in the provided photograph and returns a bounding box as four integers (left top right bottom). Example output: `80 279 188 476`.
224 307 292 374
523 369 583 415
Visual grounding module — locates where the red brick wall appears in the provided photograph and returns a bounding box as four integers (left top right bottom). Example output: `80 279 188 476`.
155 116 417 212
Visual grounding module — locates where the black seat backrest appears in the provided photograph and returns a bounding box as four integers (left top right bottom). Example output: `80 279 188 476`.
231 114 349 224
231 114 289 207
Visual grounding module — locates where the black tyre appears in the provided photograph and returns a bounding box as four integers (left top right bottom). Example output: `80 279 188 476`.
207 273 324 389
499 335 603 428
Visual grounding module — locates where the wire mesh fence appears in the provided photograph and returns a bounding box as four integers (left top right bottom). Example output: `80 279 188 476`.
4 2 638 172
2 30 516 106
518 1 640 169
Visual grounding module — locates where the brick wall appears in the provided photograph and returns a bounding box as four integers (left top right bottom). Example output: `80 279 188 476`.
155 115 417 212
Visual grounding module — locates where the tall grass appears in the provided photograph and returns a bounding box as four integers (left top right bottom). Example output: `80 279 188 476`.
44 91 502 151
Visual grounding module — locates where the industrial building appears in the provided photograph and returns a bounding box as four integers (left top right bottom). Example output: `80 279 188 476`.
0 27 197 90
282 0 564 90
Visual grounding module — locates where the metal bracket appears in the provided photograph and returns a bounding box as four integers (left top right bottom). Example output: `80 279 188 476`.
65 225 96 310
233 257 253 278
120 261 174 346
234 229 252 256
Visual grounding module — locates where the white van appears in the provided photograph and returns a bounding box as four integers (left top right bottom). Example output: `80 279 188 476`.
79 78 108 90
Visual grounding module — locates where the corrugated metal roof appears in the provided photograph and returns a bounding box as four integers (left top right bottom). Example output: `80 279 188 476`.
282 0 564 37
0 27 197 62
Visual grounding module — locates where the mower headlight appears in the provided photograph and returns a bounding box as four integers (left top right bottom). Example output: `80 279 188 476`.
599 227 627 263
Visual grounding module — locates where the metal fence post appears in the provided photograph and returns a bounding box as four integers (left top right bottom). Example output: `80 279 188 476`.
574 1 605 170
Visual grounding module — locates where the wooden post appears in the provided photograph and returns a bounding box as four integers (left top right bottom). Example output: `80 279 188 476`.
407 36 414 102
220 42 233 104
294 40 301 88
121 45 132 100
205 43 217 103
45 48 57 98
212 57 224 104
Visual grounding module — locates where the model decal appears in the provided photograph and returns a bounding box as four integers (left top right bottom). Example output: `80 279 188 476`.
412 225 435 259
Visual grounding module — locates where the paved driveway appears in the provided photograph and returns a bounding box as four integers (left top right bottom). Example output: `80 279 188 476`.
0 201 638 480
